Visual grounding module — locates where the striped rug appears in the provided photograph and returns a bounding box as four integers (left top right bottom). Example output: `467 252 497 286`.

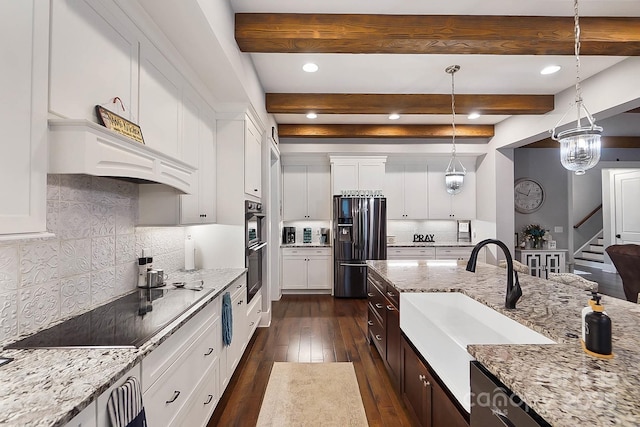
256 362 369 426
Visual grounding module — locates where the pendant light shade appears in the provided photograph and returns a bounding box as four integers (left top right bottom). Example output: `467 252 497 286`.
551 0 602 175
445 65 466 195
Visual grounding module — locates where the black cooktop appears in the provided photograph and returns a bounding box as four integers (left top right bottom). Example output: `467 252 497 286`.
6 287 214 349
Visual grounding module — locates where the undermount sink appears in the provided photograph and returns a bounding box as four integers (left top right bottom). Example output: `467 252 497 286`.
400 292 555 413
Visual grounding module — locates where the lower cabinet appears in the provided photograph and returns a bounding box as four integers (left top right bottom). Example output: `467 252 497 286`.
221 279 248 391
387 246 484 263
401 336 469 427
387 247 435 260
281 247 332 291
516 249 566 279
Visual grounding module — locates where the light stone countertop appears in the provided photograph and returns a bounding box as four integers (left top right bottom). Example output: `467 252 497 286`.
367 259 640 426
0 268 246 427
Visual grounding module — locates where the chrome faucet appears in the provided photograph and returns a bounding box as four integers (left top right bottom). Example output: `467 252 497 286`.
466 239 523 309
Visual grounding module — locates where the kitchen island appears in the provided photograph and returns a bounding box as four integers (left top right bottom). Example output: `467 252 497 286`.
367 259 640 426
0 268 247 427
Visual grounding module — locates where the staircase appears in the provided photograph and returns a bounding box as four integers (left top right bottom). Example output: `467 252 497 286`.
574 235 606 269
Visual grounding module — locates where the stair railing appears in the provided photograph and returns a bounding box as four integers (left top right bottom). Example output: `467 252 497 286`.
573 204 602 229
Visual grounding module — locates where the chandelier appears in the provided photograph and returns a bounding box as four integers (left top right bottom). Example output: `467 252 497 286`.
445 65 466 195
550 0 602 175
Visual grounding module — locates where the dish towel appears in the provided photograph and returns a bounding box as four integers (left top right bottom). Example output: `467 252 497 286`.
107 376 147 427
222 291 233 346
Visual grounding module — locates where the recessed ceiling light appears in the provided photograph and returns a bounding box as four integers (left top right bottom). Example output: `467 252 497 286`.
540 65 561 75
306 112 317 119
388 113 400 120
302 63 319 73
468 112 481 120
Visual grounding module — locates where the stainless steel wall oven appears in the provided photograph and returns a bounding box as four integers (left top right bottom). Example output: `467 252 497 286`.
245 200 266 303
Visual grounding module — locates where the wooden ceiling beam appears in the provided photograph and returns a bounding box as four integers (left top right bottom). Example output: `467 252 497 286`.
267 93 553 115
236 14 640 55
278 124 494 139
525 136 640 149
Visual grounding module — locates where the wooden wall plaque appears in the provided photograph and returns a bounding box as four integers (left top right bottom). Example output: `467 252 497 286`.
95 105 144 144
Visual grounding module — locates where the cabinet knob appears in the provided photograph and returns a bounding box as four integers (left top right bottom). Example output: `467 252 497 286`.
386 291 395 298
419 374 426 381
367 320 374 326
250 321 255 326
238 300 244 305
386 304 395 311
166 390 181 404
254 189 258 192
375 334 383 341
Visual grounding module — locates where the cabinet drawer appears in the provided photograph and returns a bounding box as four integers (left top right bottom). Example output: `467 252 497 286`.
180 360 220 427
367 279 387 322
282 247 331 256
142 299 217 392
388 247 436 259
367 270 385 293
368 305 385 356
435 247 473 260
247 294 262 339
385 283 400 308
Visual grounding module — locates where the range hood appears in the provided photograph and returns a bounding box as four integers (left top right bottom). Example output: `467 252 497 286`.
48 119 196 194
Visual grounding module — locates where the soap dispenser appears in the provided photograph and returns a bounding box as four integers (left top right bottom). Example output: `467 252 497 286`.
581 291 599 342
583 297 613 359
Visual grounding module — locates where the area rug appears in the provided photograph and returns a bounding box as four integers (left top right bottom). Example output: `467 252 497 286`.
256 362 369 426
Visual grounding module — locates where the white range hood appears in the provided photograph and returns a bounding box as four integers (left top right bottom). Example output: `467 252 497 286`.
48 119 196 194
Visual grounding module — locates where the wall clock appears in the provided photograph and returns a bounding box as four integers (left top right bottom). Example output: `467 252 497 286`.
514 178 545 213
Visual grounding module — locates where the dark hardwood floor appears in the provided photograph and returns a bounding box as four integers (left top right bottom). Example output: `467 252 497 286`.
207 295 414 427
573 265 626 300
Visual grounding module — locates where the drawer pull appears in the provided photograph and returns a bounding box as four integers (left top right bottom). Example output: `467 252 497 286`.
491 408 516 427
386 291 395 298
237 284 243 289
204 348 214 356
375 334 383 341
257 310 262 314
166 390 181 404
250 321 255 326
367 293 375 298
375 303 383 309
419 374 426 381
204 395 214 405
367 320 374 326
386 305 395 311
238 300 244 305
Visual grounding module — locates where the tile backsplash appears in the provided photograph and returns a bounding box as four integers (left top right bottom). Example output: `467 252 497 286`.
387 220 458 243
0 175 185 346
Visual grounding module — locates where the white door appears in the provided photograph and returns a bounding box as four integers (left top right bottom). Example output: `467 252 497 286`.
614 170 640 244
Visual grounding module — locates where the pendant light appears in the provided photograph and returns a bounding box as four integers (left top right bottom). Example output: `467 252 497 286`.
445 65 466 195
550 0 602 175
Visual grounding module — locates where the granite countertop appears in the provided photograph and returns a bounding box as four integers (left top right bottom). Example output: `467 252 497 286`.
388 241 475 247
366 259 640 426
0 268 246 427
281 243 331 248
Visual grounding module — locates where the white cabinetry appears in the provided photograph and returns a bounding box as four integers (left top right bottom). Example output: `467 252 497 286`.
282 165 331 220
97 365 142 427
65 401 96 427
435 246 477 262
330 156 386 195
428 170 476 219
217 114 264 225
387 247 435 260
244 119 262 198
385 163 428 219
0 1 48 235
281 247 332 291
220 279 247 391
517 249 566 279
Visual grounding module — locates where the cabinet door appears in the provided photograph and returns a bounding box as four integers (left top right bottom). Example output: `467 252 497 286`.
281 257 308 289
244 119 262 198
522 253 545 278
0 1 48 234
307 256 332 289
359 163 386 192
386 302 401 385
450 171 476 220
179 91 202 224
544 252 565 274
428 170 475 219
227 288 247 375
283 165 307 220
404 163 429 219
402 338 432 427
332 163 358 195
385 164 406 219
306 165 331 220
198 106 217 223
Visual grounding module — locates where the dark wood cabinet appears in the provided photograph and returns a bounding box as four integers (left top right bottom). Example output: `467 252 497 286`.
401 336 469 427
367 270 401 386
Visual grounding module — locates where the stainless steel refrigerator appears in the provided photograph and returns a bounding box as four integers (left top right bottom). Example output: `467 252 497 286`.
333 196 387 297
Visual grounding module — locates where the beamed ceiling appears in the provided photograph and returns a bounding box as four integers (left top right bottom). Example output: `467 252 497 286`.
231 4 640 146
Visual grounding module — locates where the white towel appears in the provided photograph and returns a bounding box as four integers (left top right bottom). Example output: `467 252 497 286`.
107 376 147 427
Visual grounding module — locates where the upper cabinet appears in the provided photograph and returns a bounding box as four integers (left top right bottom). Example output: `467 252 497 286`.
282 165 331 220
0 1 49 235
428 169 476 220
216 113 264 225
244 119 262 199
330 156 386 195
385 163 429 220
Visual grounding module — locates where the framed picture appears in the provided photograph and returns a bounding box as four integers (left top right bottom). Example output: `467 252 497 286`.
548 240 557 249
95 105 145 144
